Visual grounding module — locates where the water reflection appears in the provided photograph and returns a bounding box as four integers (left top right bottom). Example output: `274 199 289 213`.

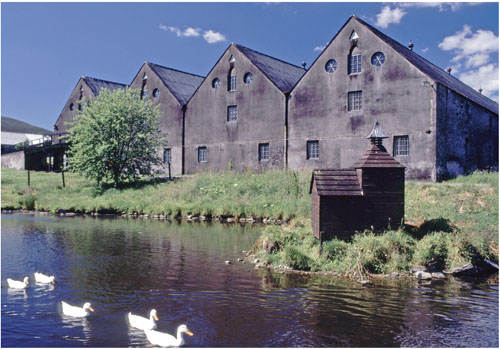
1 214 498 347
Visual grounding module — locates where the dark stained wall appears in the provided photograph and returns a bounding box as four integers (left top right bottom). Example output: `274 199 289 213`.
185 44 287 173
288 17 437 180
129 64 183 176
435 85 499 180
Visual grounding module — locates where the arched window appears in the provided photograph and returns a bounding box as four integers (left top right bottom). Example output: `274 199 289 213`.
348 46 362 74
228 67 236 91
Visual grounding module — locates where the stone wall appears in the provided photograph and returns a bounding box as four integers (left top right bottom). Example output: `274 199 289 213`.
1 151 25 170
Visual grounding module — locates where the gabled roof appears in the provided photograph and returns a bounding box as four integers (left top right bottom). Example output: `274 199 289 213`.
235 44 305 93
81 76 127 96
352 145 405 168
353 16 498 114
146 62 204 106
310 169 362 196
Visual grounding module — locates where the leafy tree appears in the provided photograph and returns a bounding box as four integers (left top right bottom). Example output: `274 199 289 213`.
67 88 164 188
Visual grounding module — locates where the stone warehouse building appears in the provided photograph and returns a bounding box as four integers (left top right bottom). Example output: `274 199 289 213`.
129 62 204 175
54 76 128 144
50 15 497 180
288 15 498 180
184 43 305 173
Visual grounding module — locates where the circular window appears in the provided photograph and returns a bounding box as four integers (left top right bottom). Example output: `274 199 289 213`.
325 59 337 73
69 103 74 111
371 52 386 66
153 88 160 98
212 78 221 88
244 73 253 84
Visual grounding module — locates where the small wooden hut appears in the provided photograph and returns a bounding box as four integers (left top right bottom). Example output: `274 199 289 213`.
310 121 405 241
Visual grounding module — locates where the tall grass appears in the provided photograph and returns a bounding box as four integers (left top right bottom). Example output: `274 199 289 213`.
1 168 311 220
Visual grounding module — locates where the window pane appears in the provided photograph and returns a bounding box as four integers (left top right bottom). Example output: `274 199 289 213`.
163 148 171 163
349 54 362 74
259 143 270 161
307 141 319 160
227 105 238 121
198 147 207 162
393 136 409 156
348 91 362 111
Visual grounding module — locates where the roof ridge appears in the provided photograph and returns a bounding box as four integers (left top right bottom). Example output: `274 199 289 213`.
82 76 127 86
234 43 304 70
146 62 205 79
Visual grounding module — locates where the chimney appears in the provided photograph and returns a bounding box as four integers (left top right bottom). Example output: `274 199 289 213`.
301 61 307 70
408 40 414 51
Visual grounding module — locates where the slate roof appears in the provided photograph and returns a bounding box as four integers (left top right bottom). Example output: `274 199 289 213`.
310 169 362 196
354 16 498 114
235 44 306 93
82 77 127 96
352 145 405 168
147 62 204 106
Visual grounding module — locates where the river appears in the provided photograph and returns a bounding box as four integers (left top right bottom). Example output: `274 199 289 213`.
1 213 498 347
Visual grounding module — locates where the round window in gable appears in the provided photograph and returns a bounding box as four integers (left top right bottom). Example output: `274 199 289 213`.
371 52 386 66
153 88 160 98
212 78 221 88
325 59 337 73
244 73 253 85
69 103 74 111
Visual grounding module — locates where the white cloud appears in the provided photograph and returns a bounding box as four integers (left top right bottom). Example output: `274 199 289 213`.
203 30 226 44
459 64 499 102
160 24 224 44
314 45 326 52
466 53 490 68
439 25 498 59
421 47 429 53
400 2 463 12
375 5 406 28
183 27 201 37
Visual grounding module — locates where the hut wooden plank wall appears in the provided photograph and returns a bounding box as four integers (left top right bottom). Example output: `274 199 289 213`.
310 123 405 241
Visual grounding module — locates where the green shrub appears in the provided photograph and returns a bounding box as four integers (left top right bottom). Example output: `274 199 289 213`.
284 246 313 271
344 233 389 275
413 232 449 271
322 239 348 262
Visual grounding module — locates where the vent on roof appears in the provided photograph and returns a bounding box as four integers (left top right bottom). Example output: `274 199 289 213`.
408 40 414 51
446 67 452 75
301 61 306 69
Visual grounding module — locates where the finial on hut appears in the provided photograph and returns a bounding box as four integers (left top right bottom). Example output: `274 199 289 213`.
366 120 388 147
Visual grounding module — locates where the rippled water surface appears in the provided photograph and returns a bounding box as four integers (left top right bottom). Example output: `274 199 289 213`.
2 214 498 347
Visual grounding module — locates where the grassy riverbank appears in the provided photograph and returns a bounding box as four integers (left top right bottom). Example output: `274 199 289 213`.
2 168 498 277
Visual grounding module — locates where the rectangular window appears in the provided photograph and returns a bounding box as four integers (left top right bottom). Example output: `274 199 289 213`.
163 148 171 164
307 141 319 160
348 91 362 111
393 136 409 156
258 143 270 161
228 75 237 91
198 146 207 163
227 105 238 122
348 54 362 74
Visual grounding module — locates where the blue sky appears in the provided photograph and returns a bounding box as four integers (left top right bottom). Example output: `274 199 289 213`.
1 1 498 131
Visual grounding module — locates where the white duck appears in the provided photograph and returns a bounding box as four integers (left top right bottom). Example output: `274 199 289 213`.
34 272 55 284
145 325 193 347
128 309 159 330
7 277 29 289
61 301 94 317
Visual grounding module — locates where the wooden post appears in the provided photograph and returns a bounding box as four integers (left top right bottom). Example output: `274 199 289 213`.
61 170 65 188
168 162 171 180
27 170 31 187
